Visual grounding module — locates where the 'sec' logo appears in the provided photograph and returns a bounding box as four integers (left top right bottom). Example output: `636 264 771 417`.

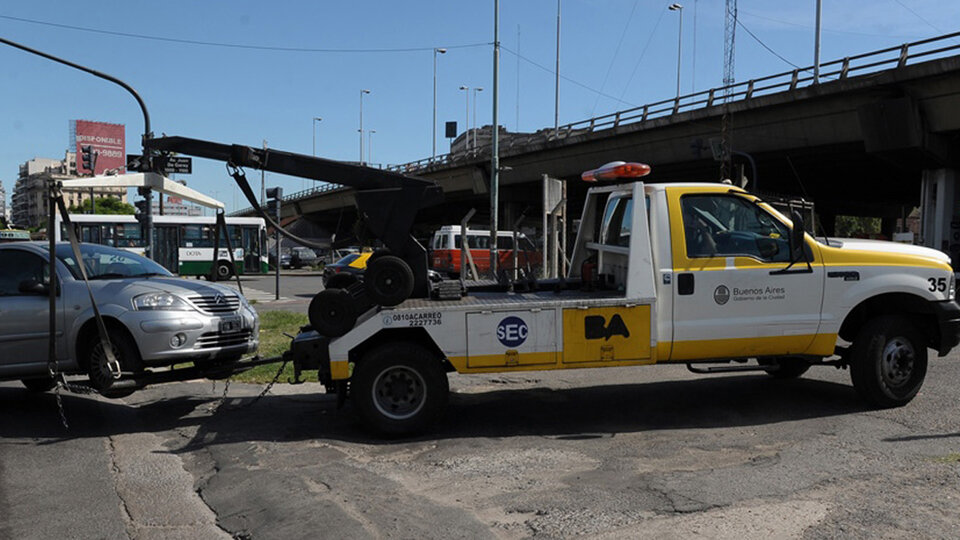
584 314 630 341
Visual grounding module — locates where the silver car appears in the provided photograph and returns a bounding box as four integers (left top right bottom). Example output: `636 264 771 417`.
0 242 259 393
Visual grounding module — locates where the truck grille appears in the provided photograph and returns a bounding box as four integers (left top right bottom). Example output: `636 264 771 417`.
195 329 252 349
188 294 240 313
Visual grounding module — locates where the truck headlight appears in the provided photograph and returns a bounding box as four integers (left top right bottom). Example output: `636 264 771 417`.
133 292 192 311
950 274 956 301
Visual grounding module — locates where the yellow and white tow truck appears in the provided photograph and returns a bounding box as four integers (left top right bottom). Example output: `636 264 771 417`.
288 161 960 435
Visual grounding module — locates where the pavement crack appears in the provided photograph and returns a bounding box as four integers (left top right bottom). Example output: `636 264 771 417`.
106 436 136 540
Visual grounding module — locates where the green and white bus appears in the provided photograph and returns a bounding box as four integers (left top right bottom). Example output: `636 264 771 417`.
56 214 269 278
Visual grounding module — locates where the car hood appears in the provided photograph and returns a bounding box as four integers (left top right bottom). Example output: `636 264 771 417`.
83 276 240 301
818 237 952 270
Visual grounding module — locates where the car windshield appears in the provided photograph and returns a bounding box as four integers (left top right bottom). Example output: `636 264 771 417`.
51 243 173 280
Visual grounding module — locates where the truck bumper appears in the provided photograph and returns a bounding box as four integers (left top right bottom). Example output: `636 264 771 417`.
288 329 333 386
934 300 960 357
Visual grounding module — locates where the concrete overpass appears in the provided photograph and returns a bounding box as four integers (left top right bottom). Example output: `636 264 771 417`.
236 32 960 246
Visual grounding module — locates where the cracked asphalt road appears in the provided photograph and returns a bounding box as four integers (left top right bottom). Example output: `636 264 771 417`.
2 354 960 538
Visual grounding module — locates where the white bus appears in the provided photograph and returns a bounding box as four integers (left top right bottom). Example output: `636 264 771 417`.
55 214 269 278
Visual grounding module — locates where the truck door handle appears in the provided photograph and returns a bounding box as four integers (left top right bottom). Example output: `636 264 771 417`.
677 273 695 295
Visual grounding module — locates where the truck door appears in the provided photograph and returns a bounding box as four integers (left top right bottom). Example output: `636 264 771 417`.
667 190 825 360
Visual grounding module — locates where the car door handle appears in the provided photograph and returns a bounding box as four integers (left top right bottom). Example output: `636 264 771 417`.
677 273 695 295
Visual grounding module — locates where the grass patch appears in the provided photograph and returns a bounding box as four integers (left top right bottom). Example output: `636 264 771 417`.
231 310 318 384
934 453 960 464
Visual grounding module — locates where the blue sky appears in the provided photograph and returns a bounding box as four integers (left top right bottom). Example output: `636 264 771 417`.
1 0 957 213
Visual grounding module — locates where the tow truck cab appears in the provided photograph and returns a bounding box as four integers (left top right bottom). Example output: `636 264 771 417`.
291 165 960 435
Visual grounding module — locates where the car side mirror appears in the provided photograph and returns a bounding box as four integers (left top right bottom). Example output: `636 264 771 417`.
756 237 780 259
789 210 806 262
18 278 48 295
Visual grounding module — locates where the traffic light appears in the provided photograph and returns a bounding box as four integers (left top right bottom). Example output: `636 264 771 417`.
266 187 283 219
266 187 283 201
134 199 149 224
80 145 98 175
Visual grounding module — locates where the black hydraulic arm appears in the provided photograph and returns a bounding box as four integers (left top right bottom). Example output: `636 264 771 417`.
145 135 444 298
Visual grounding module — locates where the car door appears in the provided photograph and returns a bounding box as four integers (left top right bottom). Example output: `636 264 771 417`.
0 248 65 376
668 188 826 361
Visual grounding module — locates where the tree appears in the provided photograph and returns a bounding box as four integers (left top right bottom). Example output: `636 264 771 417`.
68 197 136 215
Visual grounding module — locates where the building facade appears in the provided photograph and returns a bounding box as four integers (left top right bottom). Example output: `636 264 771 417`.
0 179 7 225
11 151 127 229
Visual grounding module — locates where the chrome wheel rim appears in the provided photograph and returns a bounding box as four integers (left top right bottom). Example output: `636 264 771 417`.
371 366 426 420
881 337 915 388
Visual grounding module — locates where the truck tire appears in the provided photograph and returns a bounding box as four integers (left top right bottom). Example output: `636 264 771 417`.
308 289 358 337
850 315 927 408
364 255 414 307
759 357 810 379
325 273 358 290
352 342 449 436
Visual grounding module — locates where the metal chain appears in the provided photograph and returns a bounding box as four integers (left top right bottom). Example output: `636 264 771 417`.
242 359 290 408
206 378 232 413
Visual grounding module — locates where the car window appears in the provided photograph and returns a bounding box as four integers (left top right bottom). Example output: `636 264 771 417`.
0 249 48 295
680 194 791 261
600 196 632 247
53 244 173 279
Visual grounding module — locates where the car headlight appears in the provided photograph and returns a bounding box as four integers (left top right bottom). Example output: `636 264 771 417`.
133 292 192 311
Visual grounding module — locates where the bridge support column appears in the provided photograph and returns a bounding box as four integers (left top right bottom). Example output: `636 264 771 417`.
920 168 959 263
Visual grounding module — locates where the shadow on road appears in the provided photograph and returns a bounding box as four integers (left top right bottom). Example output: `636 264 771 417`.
0 374 871 448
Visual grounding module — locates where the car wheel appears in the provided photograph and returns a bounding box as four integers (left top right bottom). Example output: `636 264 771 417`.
325 273 359 290
759 357 810 379
364 255 414 307
351 342 448 436
85 329 143 392
20 377 57 393
308 288 358 337
850 315 927 408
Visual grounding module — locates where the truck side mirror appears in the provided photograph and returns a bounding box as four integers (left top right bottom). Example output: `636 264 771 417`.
789 210 806 262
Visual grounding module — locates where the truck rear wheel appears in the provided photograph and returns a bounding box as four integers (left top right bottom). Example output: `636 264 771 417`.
308 289 358 337
352 342 448 436
850 315 927 408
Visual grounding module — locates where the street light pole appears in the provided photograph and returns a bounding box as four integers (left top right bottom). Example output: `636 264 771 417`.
433 48 447 159
472 87 484 149
814 0 822 83
368 130 376 165
669 3 684 99
554 0 561 137
359 89 370 164
310 117 321 192
459 85 470 151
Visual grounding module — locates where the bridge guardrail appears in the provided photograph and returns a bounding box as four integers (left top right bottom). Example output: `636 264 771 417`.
231 31 960 217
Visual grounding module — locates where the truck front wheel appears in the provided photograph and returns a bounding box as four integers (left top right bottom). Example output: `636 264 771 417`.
850 315 927 408
352 343 448 436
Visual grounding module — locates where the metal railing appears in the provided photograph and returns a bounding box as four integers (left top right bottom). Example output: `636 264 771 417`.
232 31 960 216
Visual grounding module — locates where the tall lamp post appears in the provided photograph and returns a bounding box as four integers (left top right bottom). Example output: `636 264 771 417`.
368 129 376 165
669 3 684 99
310 117 321 192
432 48 447 159
459 85 470 151
472 87 484 149
359 89 370 164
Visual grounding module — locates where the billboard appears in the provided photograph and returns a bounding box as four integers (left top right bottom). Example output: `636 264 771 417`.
74 120 125 175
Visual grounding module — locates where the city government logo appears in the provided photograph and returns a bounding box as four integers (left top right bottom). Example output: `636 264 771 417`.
714 285 730 305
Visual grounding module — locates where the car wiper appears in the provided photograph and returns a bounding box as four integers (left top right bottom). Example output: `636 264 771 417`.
130 272 167 277
88 273 128 280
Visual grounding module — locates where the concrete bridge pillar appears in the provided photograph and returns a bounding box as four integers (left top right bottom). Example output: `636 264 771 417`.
920 168 959 263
